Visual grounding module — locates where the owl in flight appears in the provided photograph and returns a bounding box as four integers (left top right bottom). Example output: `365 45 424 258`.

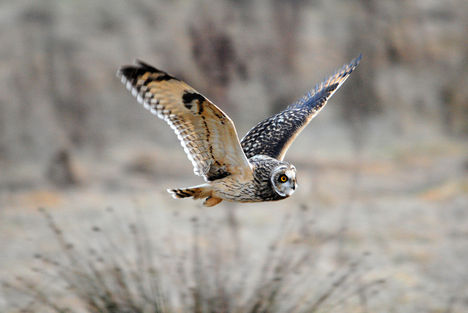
118 55 361 206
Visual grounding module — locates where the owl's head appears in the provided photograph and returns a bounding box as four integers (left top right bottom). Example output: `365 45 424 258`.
271 164 297 197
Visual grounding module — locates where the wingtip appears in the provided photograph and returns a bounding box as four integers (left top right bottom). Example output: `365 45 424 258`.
135 59 158 71
288 54 363 110
116 59 157 79
350 53 362 68
116 63 137 79
167 189 178 199
337 54 362 78
116 65 126 78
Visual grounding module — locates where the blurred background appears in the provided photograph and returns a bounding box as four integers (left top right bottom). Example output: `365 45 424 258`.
1 0 467 312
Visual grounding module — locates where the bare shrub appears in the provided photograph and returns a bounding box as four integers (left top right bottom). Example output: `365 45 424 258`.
2 206 383 313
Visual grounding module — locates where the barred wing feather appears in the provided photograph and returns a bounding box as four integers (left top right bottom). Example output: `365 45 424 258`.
241 55 362 160
118 61 252 182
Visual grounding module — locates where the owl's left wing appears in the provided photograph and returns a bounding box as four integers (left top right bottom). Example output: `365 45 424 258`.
241 55 361 160
118 61 252 182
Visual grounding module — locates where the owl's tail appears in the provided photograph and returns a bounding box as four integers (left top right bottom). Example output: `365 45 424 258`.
167 184 223 207
168 186 209 199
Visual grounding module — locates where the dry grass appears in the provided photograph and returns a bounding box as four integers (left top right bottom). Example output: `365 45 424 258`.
2 205 384 313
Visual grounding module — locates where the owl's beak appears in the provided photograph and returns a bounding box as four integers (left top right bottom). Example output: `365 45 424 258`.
285 184 296 196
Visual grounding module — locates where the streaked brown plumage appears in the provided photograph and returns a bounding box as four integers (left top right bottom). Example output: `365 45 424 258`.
117 55 361 206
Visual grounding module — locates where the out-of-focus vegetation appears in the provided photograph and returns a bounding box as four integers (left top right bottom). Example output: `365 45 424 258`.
0 0 467 185
1 0 467 312
3 207 384 313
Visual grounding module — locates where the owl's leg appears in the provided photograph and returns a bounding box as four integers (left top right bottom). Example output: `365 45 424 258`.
203 196 223 207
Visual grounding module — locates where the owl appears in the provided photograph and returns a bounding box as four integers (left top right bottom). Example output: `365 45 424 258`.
118 55 361 206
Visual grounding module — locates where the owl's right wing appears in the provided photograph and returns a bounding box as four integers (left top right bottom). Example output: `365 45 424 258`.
241 55 361 160
118 61 253 182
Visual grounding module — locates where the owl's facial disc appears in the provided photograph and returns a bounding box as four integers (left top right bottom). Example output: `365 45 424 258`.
271 165 297 197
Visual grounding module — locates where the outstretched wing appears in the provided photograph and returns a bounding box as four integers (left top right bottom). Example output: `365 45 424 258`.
241 55 362 160
118 61 252 182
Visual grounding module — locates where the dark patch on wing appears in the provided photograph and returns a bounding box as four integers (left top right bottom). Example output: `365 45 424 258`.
155 73 176 81
198 101 204 114
136 60 180 81
206 170 231 181
143 77 154 86
118 66 140 83
184 102 192 110
182 91 205 104
118 60 180 84
182 91 206 113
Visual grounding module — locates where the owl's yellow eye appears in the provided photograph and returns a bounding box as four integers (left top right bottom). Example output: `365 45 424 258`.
279 174 288 183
